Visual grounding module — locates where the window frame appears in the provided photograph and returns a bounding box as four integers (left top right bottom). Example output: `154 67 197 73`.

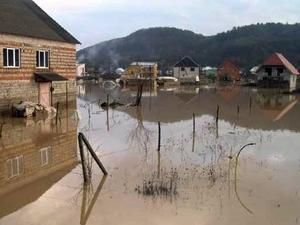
6 155 24 179
40 146 52 167
36 50 50 69
3 48 21 68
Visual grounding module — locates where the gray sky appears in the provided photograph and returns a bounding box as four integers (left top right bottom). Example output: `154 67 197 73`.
34 0 300 49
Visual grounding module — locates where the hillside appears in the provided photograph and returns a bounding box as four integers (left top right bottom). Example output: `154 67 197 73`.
77 24 300 73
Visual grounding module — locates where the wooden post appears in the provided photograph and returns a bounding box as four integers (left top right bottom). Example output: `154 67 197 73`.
79 132 108 175
192 113 195 152
55 102 59 125
78 135 89 183
237 105 240 119
157 150 161 179
249 96 252 114
65 82 69 108
0 123 3 138
216 105 219 138
158 121 161 151
106 94 109 131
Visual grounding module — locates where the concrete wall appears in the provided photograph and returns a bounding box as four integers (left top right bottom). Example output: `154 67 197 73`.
0 34 77 112
173 67 200 83
257 67 297 91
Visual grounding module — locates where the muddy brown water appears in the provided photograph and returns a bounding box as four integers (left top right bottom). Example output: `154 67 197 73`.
1 83 300 225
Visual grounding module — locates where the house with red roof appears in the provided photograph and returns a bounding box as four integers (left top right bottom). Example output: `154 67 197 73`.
256 53 299 91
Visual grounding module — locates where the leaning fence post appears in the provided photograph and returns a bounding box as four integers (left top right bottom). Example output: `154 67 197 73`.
158 121 161 151
78 135 89 183
79 132 108 175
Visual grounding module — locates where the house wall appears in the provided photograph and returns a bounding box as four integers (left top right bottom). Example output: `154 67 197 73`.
173 67 200 83
125 64 158 79
0 115 78 196
257 67 297 91
0 33 77 112
76 63 86 77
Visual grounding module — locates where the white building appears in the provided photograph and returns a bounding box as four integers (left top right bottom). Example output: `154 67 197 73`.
256 53 299 91
76 63 86 77
173 56 200 84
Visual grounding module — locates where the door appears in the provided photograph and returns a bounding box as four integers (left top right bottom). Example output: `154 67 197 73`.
39 82 50 106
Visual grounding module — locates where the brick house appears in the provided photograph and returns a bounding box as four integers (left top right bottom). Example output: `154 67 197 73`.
217 59 240 82
256 53 299 91
0 0 80 112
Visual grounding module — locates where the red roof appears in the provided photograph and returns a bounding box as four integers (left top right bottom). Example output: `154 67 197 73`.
261 53 299 75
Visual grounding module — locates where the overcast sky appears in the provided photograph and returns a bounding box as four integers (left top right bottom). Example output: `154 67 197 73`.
34 0 300 49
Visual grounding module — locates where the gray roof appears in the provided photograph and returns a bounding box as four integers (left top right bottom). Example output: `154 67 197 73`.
174 56 199 68
0 0 80 44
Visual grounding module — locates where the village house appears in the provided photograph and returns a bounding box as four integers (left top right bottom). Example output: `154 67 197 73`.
0 0 80 112
173 56 200 84
256 53 299 91
217 59 241 82
125 62 158 79
76 63 87 78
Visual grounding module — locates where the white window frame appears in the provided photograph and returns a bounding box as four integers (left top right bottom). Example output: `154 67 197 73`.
36 50 49 69
3 48 20 68
6 155 24 179
40 146 52 167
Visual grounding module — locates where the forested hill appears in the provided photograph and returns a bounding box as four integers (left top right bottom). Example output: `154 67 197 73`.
77 23 300 72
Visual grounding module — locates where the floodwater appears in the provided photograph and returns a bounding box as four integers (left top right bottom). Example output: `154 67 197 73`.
1 83 300 225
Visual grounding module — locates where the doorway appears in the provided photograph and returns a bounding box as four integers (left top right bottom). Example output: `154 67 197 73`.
39 82 50 106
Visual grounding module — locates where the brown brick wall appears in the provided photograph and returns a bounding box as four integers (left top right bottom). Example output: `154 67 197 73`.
0 34 77 80
0 34 77 112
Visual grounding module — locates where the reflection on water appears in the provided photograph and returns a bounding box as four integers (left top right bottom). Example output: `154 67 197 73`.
0 109 78 218
1 83 300 225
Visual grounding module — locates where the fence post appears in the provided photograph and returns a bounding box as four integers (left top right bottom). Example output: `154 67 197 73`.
55 102 60 125
79 132 108 175
158 121 161 151
192 113 195 152
78 135 89 183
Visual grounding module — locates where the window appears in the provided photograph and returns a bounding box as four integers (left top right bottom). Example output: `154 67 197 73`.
277 68 283 76
181 67 185 71
265 68 272 76
36 50 49 68
190 67 195 72
40 146 52 166
3 48 20 68
6 156 24 178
